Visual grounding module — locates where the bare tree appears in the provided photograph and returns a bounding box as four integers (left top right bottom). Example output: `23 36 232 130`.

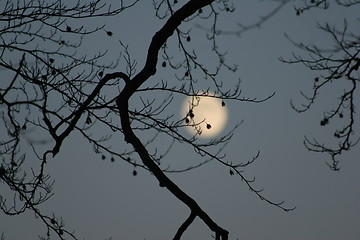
0 1 297 240
280 0 360 170
0 0 138 239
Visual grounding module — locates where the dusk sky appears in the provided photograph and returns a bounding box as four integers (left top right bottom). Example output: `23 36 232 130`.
1 1 360 240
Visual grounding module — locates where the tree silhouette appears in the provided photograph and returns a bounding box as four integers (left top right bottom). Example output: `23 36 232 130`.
214 0 360 171
2 0 358 239
0 0 293 239
280 0 360 170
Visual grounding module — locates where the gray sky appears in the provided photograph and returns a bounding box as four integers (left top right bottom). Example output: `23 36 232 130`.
1 1 360 240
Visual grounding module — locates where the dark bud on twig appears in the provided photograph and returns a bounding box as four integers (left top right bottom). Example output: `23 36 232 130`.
66 26 71 32
106 31 113 36
320 118 329 126
189 109 194 118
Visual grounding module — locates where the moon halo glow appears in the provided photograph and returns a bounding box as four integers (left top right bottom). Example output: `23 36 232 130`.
182 95 228 138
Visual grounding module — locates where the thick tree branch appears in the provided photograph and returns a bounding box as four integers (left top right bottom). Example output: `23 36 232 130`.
51 72 129 156
117 98 228 238
117 0 229 239
173 211 196 240
120 0 215 99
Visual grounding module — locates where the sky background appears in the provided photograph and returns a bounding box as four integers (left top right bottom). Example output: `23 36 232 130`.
1 1 360 240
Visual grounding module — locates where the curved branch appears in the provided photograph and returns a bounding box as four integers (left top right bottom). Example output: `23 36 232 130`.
51 71 129 156
120 0 216 99
117 0 229 239
117 97 228 239
173 211 196 240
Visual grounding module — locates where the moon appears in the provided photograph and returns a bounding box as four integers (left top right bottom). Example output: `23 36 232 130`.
182 95 228 138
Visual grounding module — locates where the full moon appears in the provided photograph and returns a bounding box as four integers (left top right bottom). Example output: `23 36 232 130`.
182 95 228 138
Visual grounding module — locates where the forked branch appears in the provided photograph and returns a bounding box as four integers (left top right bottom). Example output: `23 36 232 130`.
117 0 229 238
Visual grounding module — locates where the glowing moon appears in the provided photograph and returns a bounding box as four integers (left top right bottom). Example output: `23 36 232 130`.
182 95 228 138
